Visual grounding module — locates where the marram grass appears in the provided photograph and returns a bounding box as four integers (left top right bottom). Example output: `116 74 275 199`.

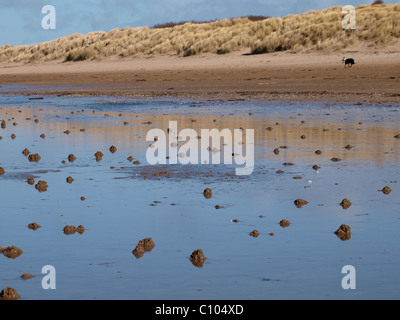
0 4 399 63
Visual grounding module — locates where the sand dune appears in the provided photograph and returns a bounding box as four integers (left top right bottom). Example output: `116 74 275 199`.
0 4 399 63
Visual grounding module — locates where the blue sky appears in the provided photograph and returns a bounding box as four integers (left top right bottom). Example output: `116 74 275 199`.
0 0 398 46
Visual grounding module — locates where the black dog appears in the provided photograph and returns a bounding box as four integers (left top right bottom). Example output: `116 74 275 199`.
342 57 355 68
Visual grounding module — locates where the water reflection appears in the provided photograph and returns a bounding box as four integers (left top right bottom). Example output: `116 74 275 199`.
0 96 399 299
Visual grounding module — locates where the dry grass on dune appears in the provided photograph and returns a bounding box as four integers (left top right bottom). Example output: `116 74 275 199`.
152 15 269 29
0 4 399 63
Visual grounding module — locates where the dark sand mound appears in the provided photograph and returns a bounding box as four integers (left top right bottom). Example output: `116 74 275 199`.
0 287 20 300
335 224 351 241
109 146 117 153
21 273 36 280
190 249 207 268
280 219 291 228
68 154 77 162
294 199 309 208
2 246 23 259
133 237 155 259
28 153 41 162
95 151 104 162
35 180 48 192
381 186 392 195
64 225 85 235
340 198 352 210
250 230 260 238
22 148 30 156
28 223 41 230
203 188 213 199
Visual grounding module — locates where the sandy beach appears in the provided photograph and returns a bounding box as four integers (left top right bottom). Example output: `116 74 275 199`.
1 43 399 105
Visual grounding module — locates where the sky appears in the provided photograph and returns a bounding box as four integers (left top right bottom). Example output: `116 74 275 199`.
0 0 398 46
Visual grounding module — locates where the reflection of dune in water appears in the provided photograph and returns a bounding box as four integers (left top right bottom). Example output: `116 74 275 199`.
0 99 399 168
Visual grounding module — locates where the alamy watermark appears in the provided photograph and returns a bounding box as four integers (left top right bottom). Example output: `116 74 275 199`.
342 265 356 290
42 5 56 30
146 121 254 176
40 5 355 34
41 265 56 290
342 5 356 30
41 5 355 32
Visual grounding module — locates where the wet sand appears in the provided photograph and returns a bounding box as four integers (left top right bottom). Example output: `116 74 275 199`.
0 95 399 299
0 46 400 105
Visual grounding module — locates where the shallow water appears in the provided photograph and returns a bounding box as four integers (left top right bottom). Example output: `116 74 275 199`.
0 93 399 300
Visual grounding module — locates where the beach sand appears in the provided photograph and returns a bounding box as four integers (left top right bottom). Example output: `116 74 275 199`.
1 43 399 105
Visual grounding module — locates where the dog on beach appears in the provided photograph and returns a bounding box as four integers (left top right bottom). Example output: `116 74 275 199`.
342 57 356 68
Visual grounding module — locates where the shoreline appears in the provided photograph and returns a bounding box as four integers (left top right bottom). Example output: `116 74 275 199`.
1 88 398 107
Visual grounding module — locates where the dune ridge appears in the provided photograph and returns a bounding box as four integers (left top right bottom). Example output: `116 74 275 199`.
0 4 399 63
